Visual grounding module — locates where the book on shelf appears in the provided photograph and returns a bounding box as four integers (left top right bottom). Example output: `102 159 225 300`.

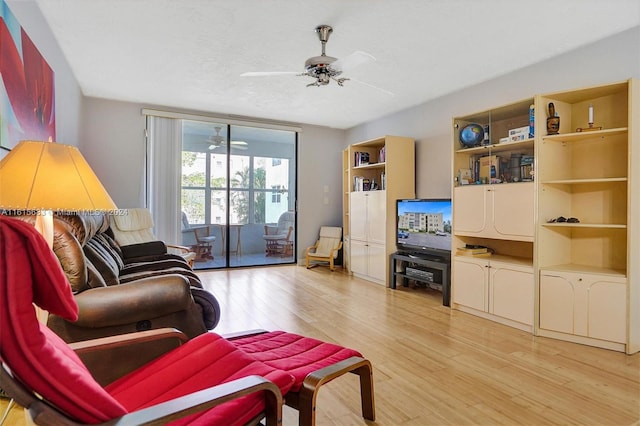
353 176 371 191
456 250 492 257
520 155 534 165
520 155 535 181
456 246 490 256
354 151 370 166
479 155 500 182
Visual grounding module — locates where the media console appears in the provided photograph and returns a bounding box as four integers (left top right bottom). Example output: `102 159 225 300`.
389 252 451 307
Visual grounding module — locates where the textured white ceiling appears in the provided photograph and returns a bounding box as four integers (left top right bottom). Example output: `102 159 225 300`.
36 0 639 129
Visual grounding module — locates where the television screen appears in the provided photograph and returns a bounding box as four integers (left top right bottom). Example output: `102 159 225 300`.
396 198 452 259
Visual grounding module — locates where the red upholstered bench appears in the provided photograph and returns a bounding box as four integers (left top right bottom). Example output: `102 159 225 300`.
229 330 375 426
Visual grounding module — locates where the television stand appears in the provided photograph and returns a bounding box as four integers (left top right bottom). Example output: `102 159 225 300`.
389 252 451 307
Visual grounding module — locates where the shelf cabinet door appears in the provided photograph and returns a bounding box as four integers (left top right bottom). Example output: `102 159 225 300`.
452 256 488 311
491 182 535 240
349 192 368 242
367 243 387 282
349 191 386 244
454 183 534 241
539 274 575 334
350 240 386 283
453 186 488 235
489 261 534 325
349 239 368 276
588 279 626 343
366 191 386 245
349 191 387 284
539 271 627 343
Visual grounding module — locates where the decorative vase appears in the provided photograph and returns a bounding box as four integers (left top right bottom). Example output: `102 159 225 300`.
546 102 560 135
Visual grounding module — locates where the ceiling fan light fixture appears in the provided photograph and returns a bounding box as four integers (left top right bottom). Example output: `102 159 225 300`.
304 55 339 74
207 126 246 150
240 24 385 92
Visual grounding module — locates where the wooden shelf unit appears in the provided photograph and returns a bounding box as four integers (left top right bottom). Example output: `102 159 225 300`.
343 136 415 286
451 79 639 353
451 98 537 332
536 79 639 353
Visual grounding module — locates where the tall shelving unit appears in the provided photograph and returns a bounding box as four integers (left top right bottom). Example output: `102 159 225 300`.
343 135 415 286
536 80 639 354
451 98 537 332
450 79 639 354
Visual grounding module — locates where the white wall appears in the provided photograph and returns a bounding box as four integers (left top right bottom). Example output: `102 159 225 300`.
80 98 146 207
346 26 640 199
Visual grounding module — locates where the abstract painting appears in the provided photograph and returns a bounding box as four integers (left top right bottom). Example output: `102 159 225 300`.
1 0 55 151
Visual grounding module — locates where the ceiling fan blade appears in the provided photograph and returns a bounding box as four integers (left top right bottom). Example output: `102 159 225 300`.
240 71 300 77
349 77 394 96
226 141 248 151
331 51 375 73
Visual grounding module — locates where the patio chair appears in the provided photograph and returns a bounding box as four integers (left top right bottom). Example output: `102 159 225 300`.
263 210 295 256
182 211 216 261
0 216 291 426
305 226 343 271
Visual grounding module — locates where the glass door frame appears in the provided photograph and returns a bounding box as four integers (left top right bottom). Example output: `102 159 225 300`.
180 119 298 269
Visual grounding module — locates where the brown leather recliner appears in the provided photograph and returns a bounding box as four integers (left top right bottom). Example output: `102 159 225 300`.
12 213 220 344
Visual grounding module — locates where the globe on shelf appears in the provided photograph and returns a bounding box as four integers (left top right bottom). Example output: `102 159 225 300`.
459 123 485 148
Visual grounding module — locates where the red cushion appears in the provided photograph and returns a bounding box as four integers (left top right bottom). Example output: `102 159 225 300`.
0 217 128 423
106 332 296 425
230 331 362 392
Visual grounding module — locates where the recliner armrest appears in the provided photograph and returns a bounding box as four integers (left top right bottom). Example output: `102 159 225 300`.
112 376 283 426
73 275 193 327
69 328 190 386
122 258 192 273
120 241 167 259
70 328 189 354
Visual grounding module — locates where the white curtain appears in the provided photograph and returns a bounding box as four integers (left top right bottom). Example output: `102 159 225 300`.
147 115 182 244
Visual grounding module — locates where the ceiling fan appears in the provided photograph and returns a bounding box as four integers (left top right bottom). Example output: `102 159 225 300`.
208 126 248 151
241 25 389 93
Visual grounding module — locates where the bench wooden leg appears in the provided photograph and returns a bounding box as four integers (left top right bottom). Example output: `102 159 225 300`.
288 356 375 426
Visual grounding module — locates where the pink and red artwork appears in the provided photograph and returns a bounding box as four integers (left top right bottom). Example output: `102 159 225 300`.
1 0 55 151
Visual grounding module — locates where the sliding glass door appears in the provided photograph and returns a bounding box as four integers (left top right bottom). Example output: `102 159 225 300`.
180 121 297 269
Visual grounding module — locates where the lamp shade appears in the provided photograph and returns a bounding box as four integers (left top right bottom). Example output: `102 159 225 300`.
0 141 117 211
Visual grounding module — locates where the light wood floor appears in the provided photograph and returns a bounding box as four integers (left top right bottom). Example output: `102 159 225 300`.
2 265 639 425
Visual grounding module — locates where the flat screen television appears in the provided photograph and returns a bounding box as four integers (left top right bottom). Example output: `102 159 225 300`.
396 198 452 261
